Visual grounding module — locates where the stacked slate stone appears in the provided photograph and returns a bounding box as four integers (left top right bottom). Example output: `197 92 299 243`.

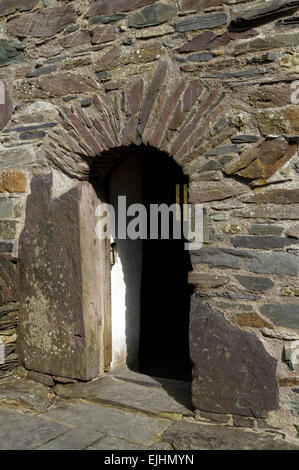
0 256 19 378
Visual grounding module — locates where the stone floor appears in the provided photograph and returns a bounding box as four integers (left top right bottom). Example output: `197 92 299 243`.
0 373 299 450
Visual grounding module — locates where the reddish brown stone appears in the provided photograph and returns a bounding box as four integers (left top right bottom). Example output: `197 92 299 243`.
179 30 257 53
7 5 77 38
37 73 97 97
85 0 157 18
0 81 13 131
149 79 187 148
96 46 122 72
91 25 116 45
59 30 91 49
0 171 26 193
189 180 247 203
170 89 217 156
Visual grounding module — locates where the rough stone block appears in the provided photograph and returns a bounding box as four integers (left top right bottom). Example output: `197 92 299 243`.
0 220 17 239
175 13 227 32
129 2 178 28
191 247 299 276
18 174 103 380
0 171 26 193
190 298 278 417
6 5 77 38
260 304 299 329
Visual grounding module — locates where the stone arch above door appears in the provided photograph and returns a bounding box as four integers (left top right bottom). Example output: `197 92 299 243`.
41 60 229 181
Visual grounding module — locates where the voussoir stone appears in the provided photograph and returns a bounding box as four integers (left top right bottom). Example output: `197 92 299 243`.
6 5 77 38
129 2 178 28
190 298 278 417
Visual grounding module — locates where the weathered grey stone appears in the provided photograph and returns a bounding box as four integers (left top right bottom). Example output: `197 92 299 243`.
0 242 13 254
189 180 247 203
0 378 50 413
175 13 227 32
0 406 69 450
231 135 259 144
235 32 299 54
178 52 214 63
231 236 298 249
233 205 299 220
197 410 230 424
89 435 170 450
18 174 103 380
232 0 299 30
191 247 299 276
260 304 299 329
89 13 126 24
129 2 178 28
235 275 274 292
249 224 284 236
0 39 24 67
233 311 274 329
190 298 278 418
7 5 77 38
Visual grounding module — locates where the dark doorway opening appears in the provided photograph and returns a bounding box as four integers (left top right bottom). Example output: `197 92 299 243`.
103 145 193 383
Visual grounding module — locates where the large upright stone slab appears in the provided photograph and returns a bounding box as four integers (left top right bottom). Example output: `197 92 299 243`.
190 298 278 418
18 174 102 380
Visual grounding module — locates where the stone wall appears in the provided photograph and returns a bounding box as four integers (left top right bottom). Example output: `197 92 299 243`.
0 0 298 437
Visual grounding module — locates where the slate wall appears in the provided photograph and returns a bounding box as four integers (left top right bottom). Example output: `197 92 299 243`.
0 0 298 437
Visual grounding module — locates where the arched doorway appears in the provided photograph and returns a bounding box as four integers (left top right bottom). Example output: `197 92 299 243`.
105 146 193 382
